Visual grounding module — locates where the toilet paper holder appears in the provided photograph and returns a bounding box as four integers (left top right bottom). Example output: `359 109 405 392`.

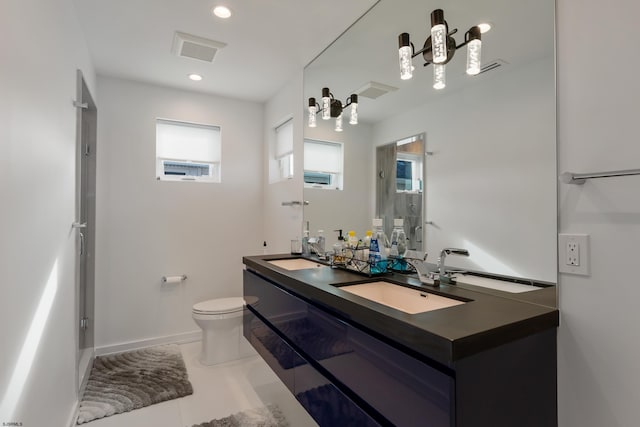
162 275 187 284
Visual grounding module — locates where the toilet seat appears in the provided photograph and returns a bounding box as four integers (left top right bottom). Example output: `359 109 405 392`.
192 297 246 315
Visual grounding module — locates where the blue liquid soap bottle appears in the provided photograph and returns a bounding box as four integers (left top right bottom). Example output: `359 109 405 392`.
369 218 388 273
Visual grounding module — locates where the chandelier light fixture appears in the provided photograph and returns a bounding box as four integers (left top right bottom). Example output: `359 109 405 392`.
308 88 358 132
398 9 484 90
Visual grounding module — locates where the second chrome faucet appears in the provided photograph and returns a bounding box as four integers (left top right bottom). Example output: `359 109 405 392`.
405 247 470 286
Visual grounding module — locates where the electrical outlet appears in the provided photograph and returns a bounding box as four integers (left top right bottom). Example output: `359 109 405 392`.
559 234 589 275
566 241 579 266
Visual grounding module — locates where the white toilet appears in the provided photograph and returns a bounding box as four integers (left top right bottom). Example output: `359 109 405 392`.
192 297 255 365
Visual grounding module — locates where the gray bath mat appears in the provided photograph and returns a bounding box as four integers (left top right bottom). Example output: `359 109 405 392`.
192 404 289 427
77 344 193 424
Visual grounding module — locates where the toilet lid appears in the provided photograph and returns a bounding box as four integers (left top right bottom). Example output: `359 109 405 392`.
192 297 247 314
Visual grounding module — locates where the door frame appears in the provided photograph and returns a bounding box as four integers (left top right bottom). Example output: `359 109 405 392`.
74 69 97 394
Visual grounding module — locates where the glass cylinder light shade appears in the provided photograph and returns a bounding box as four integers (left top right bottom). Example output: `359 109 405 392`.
466 27 482 75
335 113 343 132
398 33 413 80
321 87 330 120
433 64 446 90
308 105 317 128
430 10 447 64
349 94 358 125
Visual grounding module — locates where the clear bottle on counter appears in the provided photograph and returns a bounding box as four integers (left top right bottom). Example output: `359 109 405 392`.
317 230 325 256
302 230 310 255
390 218 408 258
347 230 358 248
363 230 372 249
362 230 372 262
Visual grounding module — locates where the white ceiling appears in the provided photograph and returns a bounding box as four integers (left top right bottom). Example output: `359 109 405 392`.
73 0 379 102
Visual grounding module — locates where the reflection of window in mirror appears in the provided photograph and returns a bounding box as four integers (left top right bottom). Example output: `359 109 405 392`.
396 156 423 192
271 118 293 182
396 135 424 193
303 139 343 190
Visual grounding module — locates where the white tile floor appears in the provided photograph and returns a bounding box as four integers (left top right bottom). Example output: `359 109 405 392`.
86 341 318 427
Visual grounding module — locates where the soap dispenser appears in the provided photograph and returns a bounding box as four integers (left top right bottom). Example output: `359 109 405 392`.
369 219 388 273
333 229 345 263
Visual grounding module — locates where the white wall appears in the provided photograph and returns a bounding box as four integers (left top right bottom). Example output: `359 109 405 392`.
262 72 305 254
305 117 373 248
373 58 557 282
557 0 640 425
94 77 263 349
0 0 95 425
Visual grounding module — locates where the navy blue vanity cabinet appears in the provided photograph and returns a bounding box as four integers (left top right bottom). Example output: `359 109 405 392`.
244 269 453 427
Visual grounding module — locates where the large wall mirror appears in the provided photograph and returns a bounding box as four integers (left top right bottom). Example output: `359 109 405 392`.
303 0 557 286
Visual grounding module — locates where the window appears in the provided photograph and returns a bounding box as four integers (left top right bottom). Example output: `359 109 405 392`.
396 154 423 192
304 139 343 190
156 119 221 182
274 119 294 180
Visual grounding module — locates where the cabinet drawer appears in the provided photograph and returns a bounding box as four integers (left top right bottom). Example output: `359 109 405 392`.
333 326 453 427
244 309 296 392
295 355 381 427
244 270 352 364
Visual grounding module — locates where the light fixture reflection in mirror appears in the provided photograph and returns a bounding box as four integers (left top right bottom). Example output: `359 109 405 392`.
309 89 358 131
397 7 483 88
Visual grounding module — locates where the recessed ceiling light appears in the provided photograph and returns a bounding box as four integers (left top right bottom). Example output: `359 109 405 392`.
188 74 203 81
478 22 492 33
213 6 231 19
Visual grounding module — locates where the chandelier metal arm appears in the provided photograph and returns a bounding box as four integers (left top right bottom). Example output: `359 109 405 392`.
310 96 354 117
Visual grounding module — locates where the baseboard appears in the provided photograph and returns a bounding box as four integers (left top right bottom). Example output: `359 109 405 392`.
68 349 94 427
67 399 79 427
95 330 202 356
78 348 95 390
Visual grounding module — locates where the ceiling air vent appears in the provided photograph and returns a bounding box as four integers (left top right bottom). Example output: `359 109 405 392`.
172 31 226 63
356 81 399 100
478 59 508 75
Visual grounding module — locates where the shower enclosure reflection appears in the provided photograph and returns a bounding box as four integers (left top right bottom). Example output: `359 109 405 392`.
376 134 424 251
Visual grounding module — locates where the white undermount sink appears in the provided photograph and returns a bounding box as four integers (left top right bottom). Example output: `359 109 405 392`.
268 258 326 271
339 281 466 314
452 274 543 293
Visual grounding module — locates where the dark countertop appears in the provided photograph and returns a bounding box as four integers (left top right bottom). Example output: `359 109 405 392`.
243 254 559 368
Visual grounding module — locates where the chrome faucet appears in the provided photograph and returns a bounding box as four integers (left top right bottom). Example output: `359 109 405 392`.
307 236 326 259
437 248 470 282
404 251 439 286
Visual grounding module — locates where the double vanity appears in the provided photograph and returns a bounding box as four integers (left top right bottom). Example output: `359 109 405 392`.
243 254 558 427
